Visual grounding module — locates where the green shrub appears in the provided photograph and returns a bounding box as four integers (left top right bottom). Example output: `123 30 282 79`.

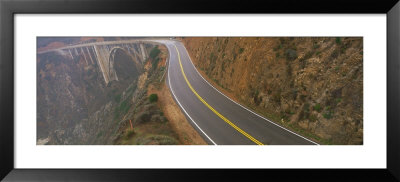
313 103 322 112
121 99 130 112
303 51 313 60
210 52 215 62
152 57 160 70
335 37 341 44
285 49 297 61
309 114 317 122
300 94 307 102
239 48 244 54
96 131 103 139
323 111 333 119
149 46 161 60
114 94 121 103
125 129 135 140
114 99 131 120
340 45 348 54
331 49 339 59
273 91 281 103
149 94 158 103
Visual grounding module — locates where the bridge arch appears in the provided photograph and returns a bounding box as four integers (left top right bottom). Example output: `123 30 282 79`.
107 46 125 82
108 46 140 83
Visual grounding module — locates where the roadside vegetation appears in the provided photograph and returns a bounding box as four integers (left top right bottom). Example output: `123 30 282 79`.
112 44 181 145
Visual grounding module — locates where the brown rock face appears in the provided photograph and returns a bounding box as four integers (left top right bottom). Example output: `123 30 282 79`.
182 37 363 145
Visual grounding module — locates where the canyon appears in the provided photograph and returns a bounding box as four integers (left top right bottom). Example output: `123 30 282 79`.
37 37 205 145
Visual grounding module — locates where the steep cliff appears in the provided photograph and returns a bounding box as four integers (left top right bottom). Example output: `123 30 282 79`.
182 37 363 145
37 46 142 144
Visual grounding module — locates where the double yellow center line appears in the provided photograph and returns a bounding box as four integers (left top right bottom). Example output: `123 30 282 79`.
174 45 264 145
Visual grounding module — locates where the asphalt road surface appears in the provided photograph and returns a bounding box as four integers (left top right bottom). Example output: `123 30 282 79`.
158 40 318 145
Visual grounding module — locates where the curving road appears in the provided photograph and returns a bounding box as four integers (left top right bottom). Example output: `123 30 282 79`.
158 40 318 145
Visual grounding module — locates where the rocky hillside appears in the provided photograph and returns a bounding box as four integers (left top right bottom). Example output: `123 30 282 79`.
182 37 363 145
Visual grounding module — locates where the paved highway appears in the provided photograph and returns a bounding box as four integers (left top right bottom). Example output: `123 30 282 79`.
159 40 318 145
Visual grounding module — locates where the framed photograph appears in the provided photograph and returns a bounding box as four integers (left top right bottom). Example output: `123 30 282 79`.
1 0 399 181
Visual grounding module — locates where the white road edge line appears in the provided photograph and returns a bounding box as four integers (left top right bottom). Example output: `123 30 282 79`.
178 43 319 145
165 43 217 145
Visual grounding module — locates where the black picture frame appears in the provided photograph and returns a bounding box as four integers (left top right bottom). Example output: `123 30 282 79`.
1 0 399 181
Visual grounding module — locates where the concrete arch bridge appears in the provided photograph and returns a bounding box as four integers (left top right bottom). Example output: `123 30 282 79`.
38 39 159 85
